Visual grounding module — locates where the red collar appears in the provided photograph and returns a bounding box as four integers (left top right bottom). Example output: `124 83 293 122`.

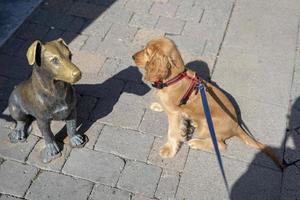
152 70 202 105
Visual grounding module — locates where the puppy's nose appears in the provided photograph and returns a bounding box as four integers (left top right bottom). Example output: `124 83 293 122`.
72 70 81 77
132 55 135 60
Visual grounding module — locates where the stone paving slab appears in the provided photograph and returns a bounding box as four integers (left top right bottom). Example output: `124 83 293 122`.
147 137 189 172
0 195 22 200
176 150 282 200
117 161 162 197
95 125 154 162
89 184 131 200
0 160 38 198
26 139 71 172
155 169 179 200
63 148 125 186
0 0 43 46
139 109 168 138
281 165 300 200
0 127 39 163
25 170 93 200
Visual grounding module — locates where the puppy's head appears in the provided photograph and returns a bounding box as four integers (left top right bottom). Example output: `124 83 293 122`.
26 38 81 83
132 37 184 82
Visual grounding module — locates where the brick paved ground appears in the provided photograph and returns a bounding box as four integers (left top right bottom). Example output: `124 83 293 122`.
1 0 300 199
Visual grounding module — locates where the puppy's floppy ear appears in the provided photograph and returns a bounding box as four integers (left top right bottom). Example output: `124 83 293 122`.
26 40 42 66
145 50 171 81
168 46 184 68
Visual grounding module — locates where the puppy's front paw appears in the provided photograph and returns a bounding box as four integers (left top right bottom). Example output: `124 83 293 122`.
70 134 88 148
159 143 176 158
150 102 164 112
8 129 27 143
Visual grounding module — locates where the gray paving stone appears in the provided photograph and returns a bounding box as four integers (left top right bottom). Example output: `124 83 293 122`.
176 150 282 200
81 123 104 150
281 165 300 200
77 73 124 98
100 6 133 25
132 195 156 200
95 126 154 161
0 160 38 198
175 4 204 21
42 28 64 41
139 109 168 137
0 37 27 57
68 2 106 19
125 0 154 14
155 17 185 35
0 54 31 80
104 24 137 43
81 18 112 38
118 82 153 108
25 171 93 200
89 184 131 200
155 169 179 200
150 2 178 18
0 0 42 47
132 28 165 46
147 137 189 172
31 120 65 138
26 139 71 172
129 13 159 29
167 35 205 59
63 148 125 186
15 22 49 41
0 127 39 163
81 36 103 53
72 50 106 74
93 100 145 130
0 195 22 200
213 0 297 106
61 32 88 51
97 39 139 59
117 161 162 197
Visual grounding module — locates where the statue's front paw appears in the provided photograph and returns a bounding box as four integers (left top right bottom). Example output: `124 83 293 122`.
8 129 26 143
41 142 61 163
70 135 87 148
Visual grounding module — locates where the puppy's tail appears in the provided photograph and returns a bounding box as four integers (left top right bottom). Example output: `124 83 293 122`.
236 126 285 171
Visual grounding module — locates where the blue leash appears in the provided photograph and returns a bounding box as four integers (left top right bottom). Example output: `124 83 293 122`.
199 82 230 195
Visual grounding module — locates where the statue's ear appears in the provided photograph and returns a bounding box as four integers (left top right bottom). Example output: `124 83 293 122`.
26 40 42 66
56 38 68 48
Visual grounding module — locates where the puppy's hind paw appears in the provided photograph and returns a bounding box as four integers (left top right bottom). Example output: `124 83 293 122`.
150 102 164 112
159 143 177 158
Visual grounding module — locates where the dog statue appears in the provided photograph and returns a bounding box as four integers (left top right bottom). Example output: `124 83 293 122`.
8 38 87 163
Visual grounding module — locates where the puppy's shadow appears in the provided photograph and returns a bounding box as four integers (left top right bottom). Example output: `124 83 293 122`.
54 66 150 142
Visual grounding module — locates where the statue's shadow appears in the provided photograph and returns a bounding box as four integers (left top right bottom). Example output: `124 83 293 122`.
54 66 150 142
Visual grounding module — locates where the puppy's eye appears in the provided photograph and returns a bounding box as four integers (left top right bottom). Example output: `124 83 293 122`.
69 54 72 60
51 57 60 65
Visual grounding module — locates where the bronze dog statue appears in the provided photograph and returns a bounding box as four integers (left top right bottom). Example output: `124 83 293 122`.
8 38 87 163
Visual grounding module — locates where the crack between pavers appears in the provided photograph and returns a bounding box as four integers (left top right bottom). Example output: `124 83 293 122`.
153 167 164 199
210 1 236 77
86 182 96 200
24 168 41 198
198 8 205 24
